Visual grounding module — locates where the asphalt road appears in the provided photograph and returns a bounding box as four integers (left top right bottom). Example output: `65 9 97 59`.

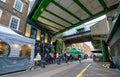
1 59 120 77
52 59 120 77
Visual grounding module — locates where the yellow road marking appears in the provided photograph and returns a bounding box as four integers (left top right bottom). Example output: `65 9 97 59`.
76 64 91 77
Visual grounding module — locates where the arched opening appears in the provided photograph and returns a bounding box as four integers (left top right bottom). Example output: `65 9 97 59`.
19 45 31 60
0 40 10 57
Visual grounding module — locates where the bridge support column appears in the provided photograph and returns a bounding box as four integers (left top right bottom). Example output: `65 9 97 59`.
101 40 109 62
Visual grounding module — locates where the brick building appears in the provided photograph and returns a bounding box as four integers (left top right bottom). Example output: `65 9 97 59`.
72 43 91 54
0 0 30 34
82 43 91 54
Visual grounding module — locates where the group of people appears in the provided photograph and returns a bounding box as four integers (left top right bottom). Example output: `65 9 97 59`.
44 53 74 65
45 53 55 64
34 52 81 66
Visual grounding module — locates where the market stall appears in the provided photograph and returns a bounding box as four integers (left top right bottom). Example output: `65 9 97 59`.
0 25 35 74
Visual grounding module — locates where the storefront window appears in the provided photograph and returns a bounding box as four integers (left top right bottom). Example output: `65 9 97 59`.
36 29 41 41
25 24 31 37
0 40 10 57
44 33 48 43
30 28 37 39
19 45 31 60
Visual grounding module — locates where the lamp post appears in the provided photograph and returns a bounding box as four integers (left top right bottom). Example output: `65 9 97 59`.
40 34 45 68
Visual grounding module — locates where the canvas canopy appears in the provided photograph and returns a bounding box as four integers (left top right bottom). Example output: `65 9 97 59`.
0 25 36 74
0 24 35 61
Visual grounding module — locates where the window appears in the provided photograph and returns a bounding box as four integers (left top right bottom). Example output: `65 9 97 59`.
41 33 45 42
30 28 37 39
19 45 31 60
1 0 6 3
0 9 2 18
9 16 20 30
13 0 23 12
36 29 41 40
25 24 31 37
44 33 48 43
0 40 10 57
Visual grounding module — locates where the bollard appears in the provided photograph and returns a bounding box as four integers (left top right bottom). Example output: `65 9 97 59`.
41 59 45 68
57 58 60 65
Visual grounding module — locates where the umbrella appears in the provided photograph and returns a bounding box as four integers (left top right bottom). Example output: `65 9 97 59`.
66 48 82 54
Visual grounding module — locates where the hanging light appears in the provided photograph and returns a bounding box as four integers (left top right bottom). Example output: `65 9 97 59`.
28 44 32 47
13 44 19 48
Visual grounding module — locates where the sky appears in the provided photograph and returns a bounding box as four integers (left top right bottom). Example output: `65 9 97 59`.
29 0 35 8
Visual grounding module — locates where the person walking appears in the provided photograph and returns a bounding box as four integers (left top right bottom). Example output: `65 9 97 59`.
78 54 82 63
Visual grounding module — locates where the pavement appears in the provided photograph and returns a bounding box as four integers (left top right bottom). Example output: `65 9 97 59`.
1 59 120 77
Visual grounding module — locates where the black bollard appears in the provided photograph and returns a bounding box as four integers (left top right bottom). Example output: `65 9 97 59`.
57 57 60 65
41 59 45 68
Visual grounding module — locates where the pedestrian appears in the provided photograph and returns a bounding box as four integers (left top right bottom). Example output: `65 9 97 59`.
78 54 82 63
56 53 61 65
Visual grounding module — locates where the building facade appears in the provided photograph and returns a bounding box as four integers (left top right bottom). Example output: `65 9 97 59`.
0 0 30 34
72 43 91 54
25 0 53 43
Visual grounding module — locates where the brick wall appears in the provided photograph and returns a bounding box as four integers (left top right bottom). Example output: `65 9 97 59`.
0 0 29 34
0 8 11 26
75 43 91 54
83 43 91 53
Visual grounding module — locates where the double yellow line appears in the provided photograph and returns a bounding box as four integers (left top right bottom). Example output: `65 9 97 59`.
76 64 91 77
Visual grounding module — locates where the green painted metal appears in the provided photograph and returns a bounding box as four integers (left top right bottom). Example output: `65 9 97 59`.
40 16 67 28
32 0 53 20
31 0 119 36
54 3 119 36
52 0 82 21
28 0 41 19
45 9 74 25
98 0 108 10
92 40 101 49
101 40 109 62
73 0 93 16
56 39 63 53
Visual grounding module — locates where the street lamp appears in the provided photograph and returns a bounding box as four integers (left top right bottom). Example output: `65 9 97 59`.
40 34 45 68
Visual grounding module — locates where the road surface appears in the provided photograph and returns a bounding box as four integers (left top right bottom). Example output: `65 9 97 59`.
1 59 120 77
